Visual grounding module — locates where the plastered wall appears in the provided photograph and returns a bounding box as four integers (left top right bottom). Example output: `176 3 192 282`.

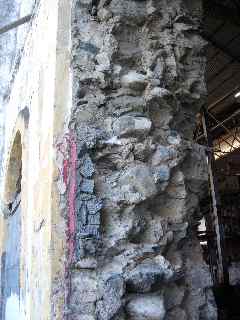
0 0 72 319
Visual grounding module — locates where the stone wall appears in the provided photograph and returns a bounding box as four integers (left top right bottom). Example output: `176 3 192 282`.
68 0 217 319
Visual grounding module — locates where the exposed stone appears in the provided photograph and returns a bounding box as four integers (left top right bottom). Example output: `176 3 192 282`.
96 273 125 320
75 257 97 269
70 270 97 313
79 154 95 178
70 0 217 319
199 289 218 320
152 165 170 184
151 145 182 169
98 8 113 22
80 178 95 193
119 165 157 204
121 71 147 91
125 257 174 293
126 295 166 320
182 238 217 320
133 138 156 161
165 307 187 320
164 283 185 310
113 115 152 138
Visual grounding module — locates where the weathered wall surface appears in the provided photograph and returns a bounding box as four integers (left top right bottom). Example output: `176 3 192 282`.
0 0 21 174
0 0 35 175
0 0 72 319
68 0 217 320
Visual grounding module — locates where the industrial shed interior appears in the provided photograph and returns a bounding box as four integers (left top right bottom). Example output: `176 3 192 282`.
195 1 240 319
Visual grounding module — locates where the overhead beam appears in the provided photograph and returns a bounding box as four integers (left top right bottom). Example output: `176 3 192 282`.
0 15 32 36
196 108 240 141
204 0 240 28
207 59 235 84
202 33 240 65
231 0 240 16
208 86 240 112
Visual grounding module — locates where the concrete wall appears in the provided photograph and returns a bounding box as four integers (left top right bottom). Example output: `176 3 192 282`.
68 0 217 319
0 0 72 319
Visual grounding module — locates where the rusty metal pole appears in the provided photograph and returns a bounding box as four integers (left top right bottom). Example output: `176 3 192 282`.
202 109 229 286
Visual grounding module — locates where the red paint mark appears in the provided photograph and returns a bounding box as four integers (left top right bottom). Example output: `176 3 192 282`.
57 132 78 319
63 159 69 185
67 132 77 266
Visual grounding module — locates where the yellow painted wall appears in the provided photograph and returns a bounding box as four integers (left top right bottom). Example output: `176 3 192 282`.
0 0 72 319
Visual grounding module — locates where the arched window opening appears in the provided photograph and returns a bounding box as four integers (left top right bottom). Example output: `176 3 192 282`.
1 131 22 320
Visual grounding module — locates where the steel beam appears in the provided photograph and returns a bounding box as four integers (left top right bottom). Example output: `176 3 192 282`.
203 33 240 65
208 86 240 111
208 110 240 146
196 108 240 141
207 59 235 85
202 109 229 286
0 15 32 36
204 0 240 28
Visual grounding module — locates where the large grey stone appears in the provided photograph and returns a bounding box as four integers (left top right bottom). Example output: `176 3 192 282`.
165 307 187 320
199 289 218 320
152 165 170 183
113 115 152 138
96 273 125 320
126 295 166 320
70 270 97 314
164 284 185 310
125 258 174 293
151 145 179 168
119 165 157 204
121 71 147 91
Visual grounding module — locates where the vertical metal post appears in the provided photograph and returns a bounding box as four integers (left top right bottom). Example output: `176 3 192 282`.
202 109 229 286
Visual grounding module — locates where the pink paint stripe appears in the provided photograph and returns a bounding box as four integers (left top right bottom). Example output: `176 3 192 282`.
63 132 78 318
67 132 77 264
63 159 69 185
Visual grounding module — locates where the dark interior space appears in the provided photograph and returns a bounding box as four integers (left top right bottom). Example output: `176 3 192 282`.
195 1 240 319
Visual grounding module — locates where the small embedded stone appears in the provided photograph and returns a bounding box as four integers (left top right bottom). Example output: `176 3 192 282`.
165 307 187 320
86 198 102 214
77 202 88 226
79 154 95 178
126 295 166 320
96 274 125 320
79 225 100 238
151 145 174 166
113 115 152 138
152 165 170 183
121 71 147 91
125 258 174 293
98 8 113 22
119 165 157 204
88 213 101 225
75 257 97 269
80 179 95 193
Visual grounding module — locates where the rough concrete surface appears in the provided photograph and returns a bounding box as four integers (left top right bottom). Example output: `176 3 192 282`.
68 0 217 319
